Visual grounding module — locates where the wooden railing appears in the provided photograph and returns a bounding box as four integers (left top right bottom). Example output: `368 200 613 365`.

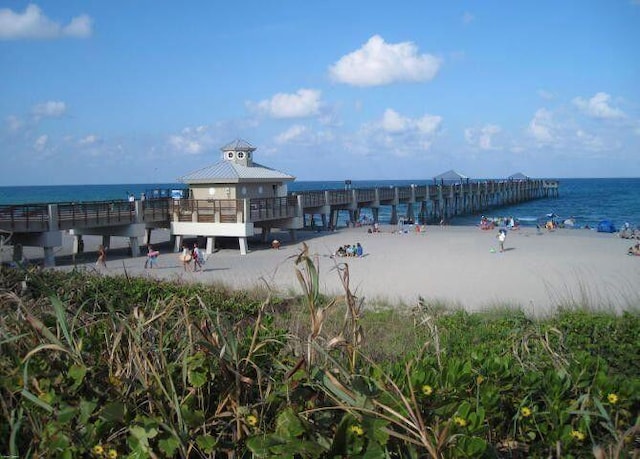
57 201 135 230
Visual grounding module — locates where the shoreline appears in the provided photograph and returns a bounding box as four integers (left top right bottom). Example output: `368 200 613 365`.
14 223 636 315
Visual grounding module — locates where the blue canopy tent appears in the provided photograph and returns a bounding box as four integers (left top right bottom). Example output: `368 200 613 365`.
597 220 616 233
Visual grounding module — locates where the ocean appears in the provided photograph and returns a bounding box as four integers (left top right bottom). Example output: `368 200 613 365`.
0 178 638 230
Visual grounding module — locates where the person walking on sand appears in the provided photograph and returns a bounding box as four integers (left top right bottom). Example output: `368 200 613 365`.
144 244 159 269
96 245 107 268
497 229 507 253
180 243 192 272
192 242 204 272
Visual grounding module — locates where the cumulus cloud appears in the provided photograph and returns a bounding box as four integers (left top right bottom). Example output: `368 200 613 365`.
0 4 92 40
32 101 67 120
250 89 322 119
358 109 442 156
5 115 23 132
275 125 308 144
329 35 442 87
527 108 556 144
464 124 502 150
78 134 100 146
168 125 215 155
573 92 625 119
34 134 48 151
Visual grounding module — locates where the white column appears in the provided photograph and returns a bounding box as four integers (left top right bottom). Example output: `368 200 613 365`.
206 236 215 255
238 237 248 255
129 237 140 257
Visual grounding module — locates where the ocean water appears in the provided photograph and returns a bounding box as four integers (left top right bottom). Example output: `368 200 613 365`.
0 178 638 230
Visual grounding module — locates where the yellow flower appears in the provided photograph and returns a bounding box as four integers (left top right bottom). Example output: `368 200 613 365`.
421 384 433 396
92 444 104 455
607 393 619 405
571 430 586 441
107 450 118 459
453 416 467 427
520 407 532 418
246 415 258 427
476 375 484 385
349 425 364 436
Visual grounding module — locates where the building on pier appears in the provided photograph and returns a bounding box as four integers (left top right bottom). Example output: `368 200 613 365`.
172 139 302 254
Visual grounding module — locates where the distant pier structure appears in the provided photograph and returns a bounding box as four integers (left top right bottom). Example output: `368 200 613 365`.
0 140 558 266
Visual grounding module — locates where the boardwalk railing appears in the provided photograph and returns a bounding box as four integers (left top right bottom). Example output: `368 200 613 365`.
0 179 556 231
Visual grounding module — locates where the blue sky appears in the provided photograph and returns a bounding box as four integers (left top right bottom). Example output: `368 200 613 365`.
1 1 639 185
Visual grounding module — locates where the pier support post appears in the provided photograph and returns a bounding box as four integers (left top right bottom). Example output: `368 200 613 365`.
372 208 379 223
43 246 55 268
321 214 328 230
174 235 183 252
102 236 111 250
206 236 215 255
238 237 248 255
129 237 140 257
390 205 398 225
143 228 152 245
73 235 84 254
289 229 297 242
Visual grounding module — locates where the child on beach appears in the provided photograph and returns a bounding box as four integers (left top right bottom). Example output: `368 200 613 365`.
497 229 507 253
96 245 107 268
144 244 159 269
180 243 192 271
192 242 205 272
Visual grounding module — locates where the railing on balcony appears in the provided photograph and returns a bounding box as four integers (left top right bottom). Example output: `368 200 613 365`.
142 198 171 222
249 196 297 221
171 199 244 223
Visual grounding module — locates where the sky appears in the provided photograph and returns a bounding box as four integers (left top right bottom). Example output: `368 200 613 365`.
1 1 639 186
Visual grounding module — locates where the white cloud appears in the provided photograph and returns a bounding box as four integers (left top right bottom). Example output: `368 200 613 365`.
275 125 308 144
32 101 67 120
464 124 502 150
251 89 322 119
573 92 625 119
380 109 442 136
527 108 556 144
381 109 411 133
329 35 442 87
78 134 99 146
462 11 475 25
415 114 443 135
537 89 554 100
5 115 23 132
168 126 213 155
0 4 92 40
575 129 605 151
34 134 48 151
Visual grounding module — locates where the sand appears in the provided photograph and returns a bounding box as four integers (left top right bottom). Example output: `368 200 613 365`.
8 224 640 315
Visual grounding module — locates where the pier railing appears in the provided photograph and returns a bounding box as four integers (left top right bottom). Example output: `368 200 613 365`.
56 201 135 230
0 204 49 231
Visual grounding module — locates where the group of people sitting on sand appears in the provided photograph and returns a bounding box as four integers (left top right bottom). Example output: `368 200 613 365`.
620 223 640 240
332 242 364 258
480 216 520 231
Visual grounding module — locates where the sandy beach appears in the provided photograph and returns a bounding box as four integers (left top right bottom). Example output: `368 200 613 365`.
10 224 640 315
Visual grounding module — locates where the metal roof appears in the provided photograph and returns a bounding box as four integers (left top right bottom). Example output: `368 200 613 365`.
178 160 295 184
220 138 256 152
433 169 469 181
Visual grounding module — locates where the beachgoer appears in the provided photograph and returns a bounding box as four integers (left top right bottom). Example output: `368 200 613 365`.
180 243 192 271
96 245 107 268
144 244 159 269
272 239 281 249
628 243 640 256
356 242 363 257
497 229 507 253
192 242 204 272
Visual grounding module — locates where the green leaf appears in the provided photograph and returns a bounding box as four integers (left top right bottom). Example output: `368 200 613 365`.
68 364 87 391
196 435 217 454
79 399 97 425
158 436 180 456
276 408 305 438
100 401 125 423
188 369 207 388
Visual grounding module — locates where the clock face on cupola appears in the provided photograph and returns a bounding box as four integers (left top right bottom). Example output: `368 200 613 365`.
222 139 255 167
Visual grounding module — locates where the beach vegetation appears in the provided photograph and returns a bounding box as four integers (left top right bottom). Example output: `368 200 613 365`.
1 254 639 458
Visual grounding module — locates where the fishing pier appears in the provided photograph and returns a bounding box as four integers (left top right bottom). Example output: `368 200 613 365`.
1 178 558 266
